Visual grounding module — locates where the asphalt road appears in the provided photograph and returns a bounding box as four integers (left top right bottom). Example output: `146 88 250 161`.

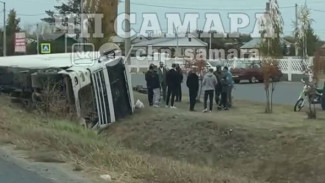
0 157 53 183
131 74 303 105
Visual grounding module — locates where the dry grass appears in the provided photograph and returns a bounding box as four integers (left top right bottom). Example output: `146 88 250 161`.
1 93 325 182
0 95 256 183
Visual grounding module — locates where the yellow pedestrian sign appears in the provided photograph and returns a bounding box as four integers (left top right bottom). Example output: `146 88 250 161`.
41 43 51 54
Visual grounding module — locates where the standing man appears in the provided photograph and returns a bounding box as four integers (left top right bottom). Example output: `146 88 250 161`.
223 66 233 107
219 76 229 110
202 68 218 113
213 65 223 106
152 66 161 107
145 64 155 106
187 67 199 111
175 65 183 102
157 62 167 102
166 64 178 109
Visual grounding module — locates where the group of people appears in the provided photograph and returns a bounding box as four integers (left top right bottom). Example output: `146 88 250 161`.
145 62 233 112
145 62 183 108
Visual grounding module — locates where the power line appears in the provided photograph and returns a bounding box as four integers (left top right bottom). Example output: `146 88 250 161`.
17 13 47 17
119 1 295 11
311 9 325 13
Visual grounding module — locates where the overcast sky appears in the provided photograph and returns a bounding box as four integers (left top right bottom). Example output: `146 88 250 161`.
4 0 325 40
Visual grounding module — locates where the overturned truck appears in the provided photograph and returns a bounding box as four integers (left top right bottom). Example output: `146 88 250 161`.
0 51 134 129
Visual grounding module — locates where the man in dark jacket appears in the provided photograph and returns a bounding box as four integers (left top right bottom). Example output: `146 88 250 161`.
175 65 183 102
145 64 155 106
219 76 229 110
187 67 199 111
213 66 223 106
166 64 178 108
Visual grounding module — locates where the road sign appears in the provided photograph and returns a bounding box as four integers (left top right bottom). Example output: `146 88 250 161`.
41 43 51 54
15 32 26 53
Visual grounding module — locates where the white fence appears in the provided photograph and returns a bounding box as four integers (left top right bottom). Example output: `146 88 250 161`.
129 56 314 82
129 56 186 72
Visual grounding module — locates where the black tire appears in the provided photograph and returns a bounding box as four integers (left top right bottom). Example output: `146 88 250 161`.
321 95 325 111
294 98 304 112
234 79 240 84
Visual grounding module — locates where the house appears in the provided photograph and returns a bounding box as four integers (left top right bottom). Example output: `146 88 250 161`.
240 38 294 58
40 32 80 53
132 35 208 58
111 35 150 46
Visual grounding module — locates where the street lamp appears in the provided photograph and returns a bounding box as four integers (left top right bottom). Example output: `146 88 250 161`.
0 1 6 56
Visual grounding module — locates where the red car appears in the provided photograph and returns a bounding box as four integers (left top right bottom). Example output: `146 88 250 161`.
231 62 282 84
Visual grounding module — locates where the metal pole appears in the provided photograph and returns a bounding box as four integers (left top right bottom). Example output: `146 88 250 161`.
295 3 298 56
1 2 6 56
36 24 39 54
80 0 84 51
65 34 67 53
209 31 212 60
174 26 179 58
125 0 131 64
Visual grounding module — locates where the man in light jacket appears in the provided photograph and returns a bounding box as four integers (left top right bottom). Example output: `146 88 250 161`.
157 62 167 101
202 68 218 112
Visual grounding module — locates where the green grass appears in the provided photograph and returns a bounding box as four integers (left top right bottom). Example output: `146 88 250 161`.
1 93 325 182
0 95 257 183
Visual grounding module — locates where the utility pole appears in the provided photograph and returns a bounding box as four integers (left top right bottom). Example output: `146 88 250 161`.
295 3 299 56
125 0 131 64
65 33 67 53
80 0 84 51
36 24 39 54
0 1 6 56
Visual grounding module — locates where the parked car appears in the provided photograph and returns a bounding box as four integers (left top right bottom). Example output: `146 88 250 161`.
206 61 219 72
231 62 282 84
206 60 228 71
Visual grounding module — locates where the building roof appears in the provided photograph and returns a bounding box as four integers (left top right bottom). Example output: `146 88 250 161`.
133 36 208 47
111 35 150 44
41 32 78 41
0 53 73 69
240 38 261 49
240 38 291 49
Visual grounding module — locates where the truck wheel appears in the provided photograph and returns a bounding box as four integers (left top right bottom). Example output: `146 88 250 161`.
234 79 240 84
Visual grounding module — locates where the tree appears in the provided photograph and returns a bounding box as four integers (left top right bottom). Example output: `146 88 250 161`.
42 0 118 50
294 4 317 119
295 4 319 119
42 0 82 25
6 9 21 56
42 0 82 35
86 0 118 49
259 0 283 113
305 25 319 56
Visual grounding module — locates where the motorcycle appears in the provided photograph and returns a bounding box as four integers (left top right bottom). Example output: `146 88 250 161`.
294 80 325 112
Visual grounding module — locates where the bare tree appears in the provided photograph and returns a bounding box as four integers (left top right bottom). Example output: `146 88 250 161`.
295 4 317 119
259 0 283 113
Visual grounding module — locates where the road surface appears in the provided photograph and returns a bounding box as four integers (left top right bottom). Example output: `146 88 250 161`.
0 157 53 183
131 74 304 105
